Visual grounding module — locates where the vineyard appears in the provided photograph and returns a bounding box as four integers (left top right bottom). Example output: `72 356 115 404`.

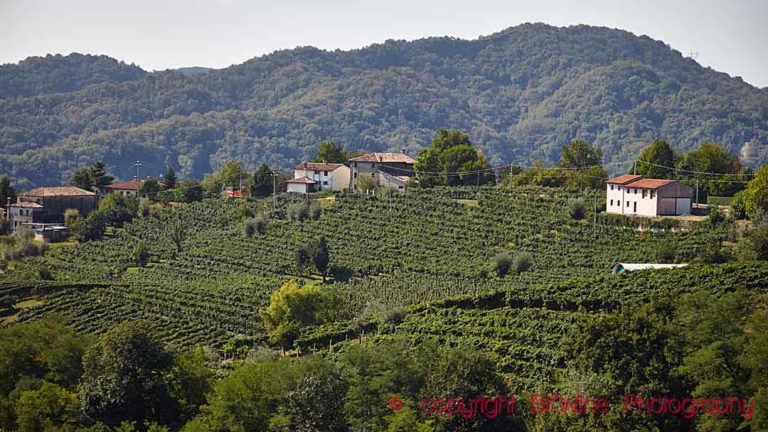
0 186 736 378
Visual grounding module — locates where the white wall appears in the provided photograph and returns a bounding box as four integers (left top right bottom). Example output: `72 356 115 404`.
287 183 308 194
329 166 350 192
605 184 659 217
293 167 350 192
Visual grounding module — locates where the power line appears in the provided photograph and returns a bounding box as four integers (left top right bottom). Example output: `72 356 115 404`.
634 159 755 178
379 157 754 183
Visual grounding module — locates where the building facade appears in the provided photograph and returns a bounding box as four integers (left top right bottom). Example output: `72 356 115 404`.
286 177 316 194
104 179 163 201
606 175 693 217
348 151 416 192
9 186 97 231
293 162 351 192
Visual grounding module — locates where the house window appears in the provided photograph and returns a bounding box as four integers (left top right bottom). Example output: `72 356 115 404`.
642 190 647 198
626 201 630 207
324 171 328 176
651 190 655 199
610 199 613 206
353 163 357 168
323 181 328 186
354 173 358 178
610 185 614 190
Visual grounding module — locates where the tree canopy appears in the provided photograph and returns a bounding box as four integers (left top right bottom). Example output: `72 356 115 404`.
635 139 676 178
314 141 349 164
415 129 494 187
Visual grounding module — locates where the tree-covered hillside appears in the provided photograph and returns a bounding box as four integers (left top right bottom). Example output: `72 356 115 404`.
0 53 146 98
1 23 767 188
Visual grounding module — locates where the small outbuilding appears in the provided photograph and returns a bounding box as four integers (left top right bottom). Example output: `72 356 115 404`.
286 177 316 194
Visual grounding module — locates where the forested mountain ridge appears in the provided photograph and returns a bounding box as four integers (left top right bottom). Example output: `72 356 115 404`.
0 53 146 98
1 23 767 188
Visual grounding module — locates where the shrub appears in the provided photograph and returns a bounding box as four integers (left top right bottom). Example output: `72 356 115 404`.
731 191 747 220
492 252 513 277
63 209 80 226
255 214 268 235
1 226 46 260
309 202 322 220
287 201 310 221
737 222 768 261
708 207 724 226
514 252 533 274
656 243 676 263
568 198 586 220
243 219 256 238
38 265 53 280
329 265 353 282
133 243 150 267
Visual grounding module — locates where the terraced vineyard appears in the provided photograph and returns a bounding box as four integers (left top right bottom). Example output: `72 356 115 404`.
1 187 730 367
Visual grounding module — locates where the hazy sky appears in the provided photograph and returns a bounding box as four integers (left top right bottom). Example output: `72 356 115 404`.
1 0 766 88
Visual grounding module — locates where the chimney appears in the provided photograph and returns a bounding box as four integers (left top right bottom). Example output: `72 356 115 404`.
400 148 406 154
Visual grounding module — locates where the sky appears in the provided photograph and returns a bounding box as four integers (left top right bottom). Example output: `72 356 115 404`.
1 0 766 88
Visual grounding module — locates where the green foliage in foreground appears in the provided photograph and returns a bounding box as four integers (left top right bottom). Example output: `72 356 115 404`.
2 280 768 432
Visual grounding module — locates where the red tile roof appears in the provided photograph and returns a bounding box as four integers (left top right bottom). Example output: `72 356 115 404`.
286 177 316 184
105 179 165 191
18 186 95 197
348 152 416 164
606 174 643 185
105 179 143 191
607 175 678 190
10 201 44 208
625 178 676 189
294 162 345 171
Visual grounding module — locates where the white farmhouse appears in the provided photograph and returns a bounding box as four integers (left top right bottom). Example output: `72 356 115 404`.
606 175 694 217
291 162 351 193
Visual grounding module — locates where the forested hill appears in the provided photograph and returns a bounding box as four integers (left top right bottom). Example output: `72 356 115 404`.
0 53 146 98
1 23 767 188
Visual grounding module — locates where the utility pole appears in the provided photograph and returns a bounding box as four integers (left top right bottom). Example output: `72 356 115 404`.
272 170 277 208
593 194 598 238
695 178 699 207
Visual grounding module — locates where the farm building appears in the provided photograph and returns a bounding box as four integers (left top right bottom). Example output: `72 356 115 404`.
8 186 97 231
104 179 164 201
348 150 416 192
606 175 693 217
293 162 350 192
286 177 316 194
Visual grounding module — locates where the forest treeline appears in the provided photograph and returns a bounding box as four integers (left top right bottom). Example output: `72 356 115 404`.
1 23 767 188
